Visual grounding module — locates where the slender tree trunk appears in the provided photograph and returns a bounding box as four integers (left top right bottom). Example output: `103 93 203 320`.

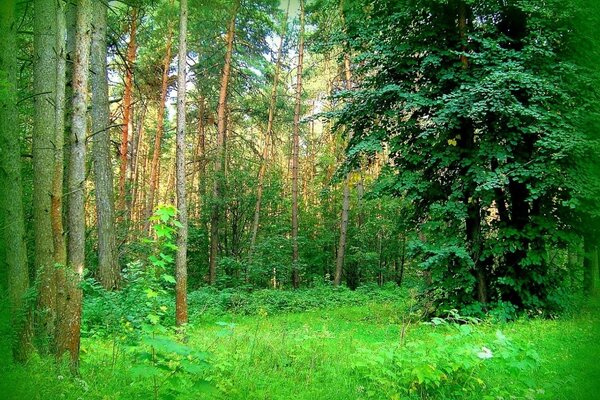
249 0 290 257
33 0 58 349
58 0 91 371
209 0 239 285
130 103 148 226
91 0 119 290
146 4 174 228
333 7 354 286
53 0 68 363
119 7 137 211
175 0 189 326
191 96 206 218
291 0 305 289
0 0 33 363
584 236 598 296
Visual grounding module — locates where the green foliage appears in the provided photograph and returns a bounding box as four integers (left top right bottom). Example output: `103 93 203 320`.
352 311 541 399
187 283 409 317
316 0 598 311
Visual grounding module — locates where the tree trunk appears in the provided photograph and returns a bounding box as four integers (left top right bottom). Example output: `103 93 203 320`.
209 0 239 285
53 0 69 364
59 0 91 371
334 51 353 287
249 0 290 257
91 0 119 290
584 236 598 296
146 4 174 228
291 0 305 289
33 0 58 349
175 0 189 326
119 7 137 212
0 0 33 363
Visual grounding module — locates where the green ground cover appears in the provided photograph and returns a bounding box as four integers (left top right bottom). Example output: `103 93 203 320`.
1 290 599 400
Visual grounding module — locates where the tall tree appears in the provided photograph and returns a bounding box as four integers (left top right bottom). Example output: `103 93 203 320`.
59 0 91 370
33 0 58 347
0 0 33 363
175 0 189 325
146 0 175 228
333 31 354 286
209 0 239 285
291 0 305 289
119 6 138 212
249 0 290 256
91 0 119 289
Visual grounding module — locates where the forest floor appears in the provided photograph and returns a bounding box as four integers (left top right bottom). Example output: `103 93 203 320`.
1 292 599 399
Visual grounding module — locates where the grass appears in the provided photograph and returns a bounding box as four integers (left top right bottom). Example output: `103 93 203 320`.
1 291 599 399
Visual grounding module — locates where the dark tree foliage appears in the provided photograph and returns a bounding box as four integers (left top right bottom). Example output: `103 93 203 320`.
328 0 598 311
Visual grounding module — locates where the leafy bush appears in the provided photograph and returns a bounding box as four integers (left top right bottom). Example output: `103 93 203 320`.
352 311 541 399
187 283 409 318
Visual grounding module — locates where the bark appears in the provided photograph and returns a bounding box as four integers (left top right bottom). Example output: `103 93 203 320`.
191 96 206 218
175 0 189 326
91 0 119 290
333 51 353 287
291 0 305 289
249 0 290 257
146 3 174 228
53 0 68 363
59 0 91 371
209 0 239 285
130 103 148 226
33 0 58 348
0 0 33 362
119 7 138 211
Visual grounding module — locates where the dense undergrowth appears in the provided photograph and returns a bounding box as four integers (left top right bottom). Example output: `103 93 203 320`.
1 288 599 400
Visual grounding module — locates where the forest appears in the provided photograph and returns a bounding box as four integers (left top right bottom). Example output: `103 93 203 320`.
1 0 600 398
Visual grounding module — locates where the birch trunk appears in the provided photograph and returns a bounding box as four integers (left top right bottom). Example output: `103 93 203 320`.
291 0 305 289
175 0 189 326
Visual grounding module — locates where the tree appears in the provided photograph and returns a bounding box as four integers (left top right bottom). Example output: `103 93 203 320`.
119 6 138 212
291 0 305 289
91 0 120 290
334 3 354 287
175 0 189 325
59 0 91 370
0 0 33 363
146 0 175 228
209 0 240 286
326 0 587 310
33 0 58 348
249 0 290 257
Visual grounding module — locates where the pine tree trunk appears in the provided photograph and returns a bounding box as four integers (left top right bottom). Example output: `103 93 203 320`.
0 0 33 363
59 0 91 371
146 5 174 228
53 0 69 363
209 0 239 285
33 0 58 349
119 7 137 212
291 0 305 289
175 0 189 326
249 0 290 258
91 0 119 290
